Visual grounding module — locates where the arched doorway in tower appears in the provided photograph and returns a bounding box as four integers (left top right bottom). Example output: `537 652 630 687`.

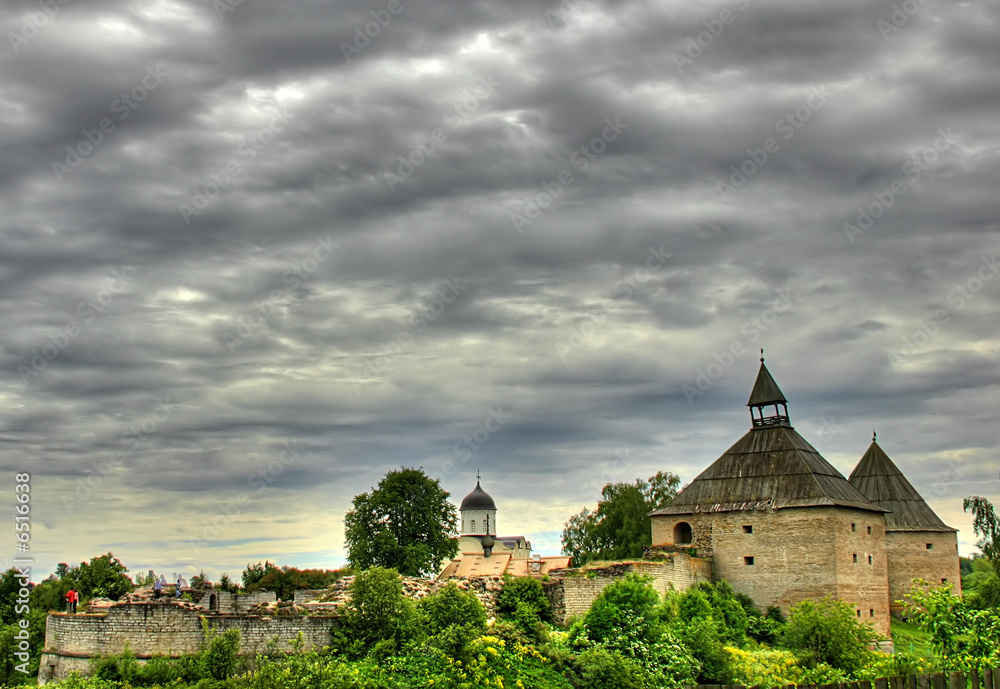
673 521 693 545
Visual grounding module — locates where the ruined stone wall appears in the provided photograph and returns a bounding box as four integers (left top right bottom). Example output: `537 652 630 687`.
653 506 891 636
544 554 711 624
38 602 336 684
886 530 962 613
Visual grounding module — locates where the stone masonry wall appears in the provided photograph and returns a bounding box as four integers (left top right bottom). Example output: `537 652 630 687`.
886 530 962 614
651 506 892 636
38 601 337 684
544 554 712 624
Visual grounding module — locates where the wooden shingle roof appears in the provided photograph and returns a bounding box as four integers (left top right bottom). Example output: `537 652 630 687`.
747 362 787 406
848 441 956 532
651 425 887 515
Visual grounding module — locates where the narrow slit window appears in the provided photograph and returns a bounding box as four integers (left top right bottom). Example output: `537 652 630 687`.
869 609 874 617
867 526 872 535
851 523 856 532
853 553 858 563
868 555 873 565
856 609 861 617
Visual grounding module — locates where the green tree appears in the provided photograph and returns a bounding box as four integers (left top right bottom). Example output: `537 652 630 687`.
561 471 680 565
344 468 458 576
965 479 1000 563
74 553 134 601
780 596 880 674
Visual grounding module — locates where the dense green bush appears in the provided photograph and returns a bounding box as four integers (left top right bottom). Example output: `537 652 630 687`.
780 596 880 674
417 582 487 658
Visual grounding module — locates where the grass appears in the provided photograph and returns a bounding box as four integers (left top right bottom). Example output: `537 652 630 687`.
891 618 935 657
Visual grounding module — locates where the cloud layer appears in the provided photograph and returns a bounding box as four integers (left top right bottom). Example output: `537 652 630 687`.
1 0 998 580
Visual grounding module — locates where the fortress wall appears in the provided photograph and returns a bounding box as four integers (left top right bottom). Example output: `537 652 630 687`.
832 508 892 637
544 554 711 624
886 530 962 613
652 507 892 637
38 602 337 684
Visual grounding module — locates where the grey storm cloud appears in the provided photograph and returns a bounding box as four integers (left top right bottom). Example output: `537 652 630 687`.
1 0 998 578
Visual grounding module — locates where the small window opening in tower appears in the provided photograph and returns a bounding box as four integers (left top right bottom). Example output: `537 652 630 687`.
941 578 947 584
853 553 858 563
856 609 861 617
673 522 693 545
867 526 872 535
744 556 754 566
471 520 476 533
926 543 933 550
742 525 753 534
869 609 874 617
868 555 873 565
851 523 856 532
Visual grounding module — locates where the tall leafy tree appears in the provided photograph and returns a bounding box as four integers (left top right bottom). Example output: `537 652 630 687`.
965 473 1000 564
561 471 681 565
344 468 458 576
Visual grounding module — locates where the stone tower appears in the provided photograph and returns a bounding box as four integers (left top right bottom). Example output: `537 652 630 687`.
848 436 962 613
651 356 892 635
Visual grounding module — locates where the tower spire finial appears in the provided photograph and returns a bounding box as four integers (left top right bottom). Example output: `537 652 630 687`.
760 348 764 363
873 430 877 442
476 468 481 482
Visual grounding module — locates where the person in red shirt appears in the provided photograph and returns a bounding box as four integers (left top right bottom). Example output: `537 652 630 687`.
65 588 78 614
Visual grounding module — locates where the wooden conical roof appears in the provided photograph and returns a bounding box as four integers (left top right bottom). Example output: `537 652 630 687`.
747 362 787 406
848 441 956 532
651 425 886 515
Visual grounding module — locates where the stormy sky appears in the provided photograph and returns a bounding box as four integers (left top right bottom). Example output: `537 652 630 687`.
2 0 999 582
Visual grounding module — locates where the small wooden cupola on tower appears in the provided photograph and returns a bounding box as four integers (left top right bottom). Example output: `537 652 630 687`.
748 350 790 428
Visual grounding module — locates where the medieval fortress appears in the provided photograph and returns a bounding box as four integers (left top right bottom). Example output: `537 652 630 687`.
39 359 960 682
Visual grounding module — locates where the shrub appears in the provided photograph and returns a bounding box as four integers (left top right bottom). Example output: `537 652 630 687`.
780 596 880 674
334 567 423 658
417 582 487 658
575 647 649 689
497 575 551 621
201 628 241 680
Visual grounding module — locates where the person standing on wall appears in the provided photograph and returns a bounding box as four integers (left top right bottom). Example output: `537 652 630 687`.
65 588 78 614
153 575 163 599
